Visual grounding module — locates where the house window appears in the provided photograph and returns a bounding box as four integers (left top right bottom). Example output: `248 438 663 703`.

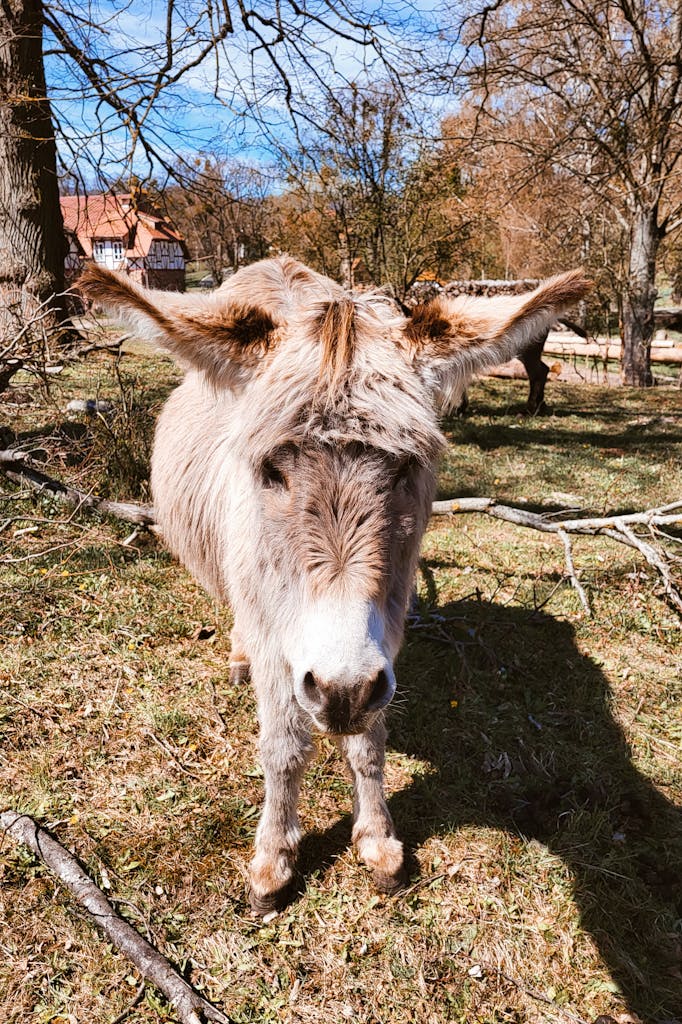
93 239 124 269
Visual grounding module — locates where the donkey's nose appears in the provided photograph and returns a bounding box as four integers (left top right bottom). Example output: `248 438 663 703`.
356 669 392 713
301 669 393 733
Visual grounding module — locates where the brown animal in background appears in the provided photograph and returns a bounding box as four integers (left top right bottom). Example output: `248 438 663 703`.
80 256 590 913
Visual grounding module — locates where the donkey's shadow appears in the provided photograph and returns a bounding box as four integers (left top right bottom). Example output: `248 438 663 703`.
300 598 682 1022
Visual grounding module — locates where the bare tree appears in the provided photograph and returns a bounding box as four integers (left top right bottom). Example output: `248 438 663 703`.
0 0 68 339
165 158 272 284
458 0 682 386
278 84 466 299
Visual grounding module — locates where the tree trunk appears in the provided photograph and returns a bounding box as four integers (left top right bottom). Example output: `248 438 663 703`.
0 0 67 343
621 205 659 387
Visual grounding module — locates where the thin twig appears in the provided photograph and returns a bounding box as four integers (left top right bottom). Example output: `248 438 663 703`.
558 528 591 615
455 950 590 1024
141 727 201 780
110 979 146 1024
0 810 232 1024
613 519 682 614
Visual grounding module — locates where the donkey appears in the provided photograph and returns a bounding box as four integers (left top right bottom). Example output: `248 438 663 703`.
81 257 590 913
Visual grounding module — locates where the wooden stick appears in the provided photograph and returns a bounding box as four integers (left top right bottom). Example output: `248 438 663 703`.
0 450 154 526
0 810 232 1024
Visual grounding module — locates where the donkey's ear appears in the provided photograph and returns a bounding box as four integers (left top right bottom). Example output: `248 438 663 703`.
406 270 592 410
79 265 277 388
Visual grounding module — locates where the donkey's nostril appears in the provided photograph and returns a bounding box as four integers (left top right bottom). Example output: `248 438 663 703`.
303 671 318 701
298 668 391 730
367 669 391 710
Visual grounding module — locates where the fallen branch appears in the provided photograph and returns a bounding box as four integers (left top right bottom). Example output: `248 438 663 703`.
0 810 231 1024
0 449 154 526
71 332 131 358
432 497 682 615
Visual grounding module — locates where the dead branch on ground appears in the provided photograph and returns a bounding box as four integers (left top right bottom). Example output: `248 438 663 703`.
0 810 231 1024
70 331 131 358
0 449 155 525
432 497 682 615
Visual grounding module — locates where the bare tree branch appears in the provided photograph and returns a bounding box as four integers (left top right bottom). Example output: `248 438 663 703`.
432 497 682 615
0 810 231 1024
0 450 155 526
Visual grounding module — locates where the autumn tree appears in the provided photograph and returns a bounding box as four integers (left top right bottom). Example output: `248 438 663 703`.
278 85 466 299
458 0 682 385
441 107 624 335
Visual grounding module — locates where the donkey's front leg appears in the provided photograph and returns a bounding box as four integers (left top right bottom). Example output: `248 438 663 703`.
340 718 406 893
249 699 313 914
228 622 250 685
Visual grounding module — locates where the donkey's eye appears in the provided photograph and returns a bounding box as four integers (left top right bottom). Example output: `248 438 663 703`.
261 459 288 490
392 458 414 490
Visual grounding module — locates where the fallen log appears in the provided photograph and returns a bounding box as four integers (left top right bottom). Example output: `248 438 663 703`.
654 308 682 333
0 449 155 525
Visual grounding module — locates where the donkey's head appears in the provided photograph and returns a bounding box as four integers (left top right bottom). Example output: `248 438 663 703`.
81 257 590 735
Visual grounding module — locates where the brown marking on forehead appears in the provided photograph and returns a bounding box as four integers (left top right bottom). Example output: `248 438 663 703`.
261 442 432 608
315 297 357 392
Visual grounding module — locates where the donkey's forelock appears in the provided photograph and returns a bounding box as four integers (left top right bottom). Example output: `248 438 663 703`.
309 291 405 395
236 293 445 472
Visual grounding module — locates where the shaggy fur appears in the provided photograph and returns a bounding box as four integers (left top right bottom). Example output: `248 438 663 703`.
80 256 590 911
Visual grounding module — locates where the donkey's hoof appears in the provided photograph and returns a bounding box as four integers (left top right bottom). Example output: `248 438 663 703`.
248 880 295 917
372 864 408 895
229 660 250 685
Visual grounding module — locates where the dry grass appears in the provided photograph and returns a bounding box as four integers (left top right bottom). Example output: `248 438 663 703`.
1 360 681 1024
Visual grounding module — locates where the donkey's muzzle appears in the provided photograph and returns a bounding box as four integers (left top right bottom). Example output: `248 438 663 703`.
301 668 392 733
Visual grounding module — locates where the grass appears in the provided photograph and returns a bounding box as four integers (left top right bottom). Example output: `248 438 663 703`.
1 357 681 1024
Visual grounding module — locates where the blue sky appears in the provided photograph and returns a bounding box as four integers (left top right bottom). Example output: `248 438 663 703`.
44 0 456 187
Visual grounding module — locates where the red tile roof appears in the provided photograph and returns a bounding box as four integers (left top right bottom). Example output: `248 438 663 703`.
60 193 186 259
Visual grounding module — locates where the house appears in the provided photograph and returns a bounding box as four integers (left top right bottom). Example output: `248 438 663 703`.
60 193 187 291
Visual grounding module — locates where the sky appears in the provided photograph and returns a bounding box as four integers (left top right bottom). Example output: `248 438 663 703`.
44 0 458 188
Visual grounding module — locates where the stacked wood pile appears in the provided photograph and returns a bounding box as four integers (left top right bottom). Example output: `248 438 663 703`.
544 331 682 365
